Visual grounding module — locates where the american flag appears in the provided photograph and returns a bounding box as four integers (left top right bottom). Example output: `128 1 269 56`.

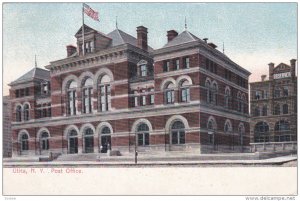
83 3 99 21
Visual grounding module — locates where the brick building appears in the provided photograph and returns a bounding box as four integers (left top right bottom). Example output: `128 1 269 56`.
9 24 250 157
3 96 12 157
250 60 297 152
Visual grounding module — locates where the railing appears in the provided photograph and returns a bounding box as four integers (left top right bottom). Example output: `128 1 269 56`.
250 141 297 152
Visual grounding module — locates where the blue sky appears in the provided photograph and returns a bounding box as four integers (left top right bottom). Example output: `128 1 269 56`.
3 3 297 95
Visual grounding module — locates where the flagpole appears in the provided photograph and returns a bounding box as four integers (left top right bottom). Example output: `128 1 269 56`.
82 3 85 56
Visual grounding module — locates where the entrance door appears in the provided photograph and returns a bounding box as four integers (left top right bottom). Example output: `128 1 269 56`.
69 137 78 154
85 136 94 153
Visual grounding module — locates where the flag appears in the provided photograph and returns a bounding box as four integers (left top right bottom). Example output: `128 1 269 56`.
83 3 99 21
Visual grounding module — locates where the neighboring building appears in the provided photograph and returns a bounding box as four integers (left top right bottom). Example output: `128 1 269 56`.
250 60 297 152
3 96 12 157
9 23 250 157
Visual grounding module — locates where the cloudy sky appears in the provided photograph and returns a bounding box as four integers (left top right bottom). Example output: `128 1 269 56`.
3 3 297 95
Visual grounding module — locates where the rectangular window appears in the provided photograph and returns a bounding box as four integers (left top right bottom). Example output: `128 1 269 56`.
141 65 147 77
138 133 144 146
134 96 139 107
144 133 149 145
183 57 190 68
181 88 190 102
163 61 170 72
179 131 185 144
20 89 25 97
150 88 154 105
25 88 30 96
15 90 20 98
174 59 180 70
141 90 146 106
172 132 178 144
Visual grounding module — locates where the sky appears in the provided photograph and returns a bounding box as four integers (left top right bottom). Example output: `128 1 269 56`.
2 2 297 95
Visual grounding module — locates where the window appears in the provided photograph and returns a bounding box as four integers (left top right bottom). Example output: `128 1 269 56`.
67 80 77 115
180 80 190 103
224 121 232 134
149 88 154 105
274 89 281 98
274 104 280 115
163 61 170 72
15 89 20 98
207 118 216 144
140 90 146 106
275 120 290 131
68 129 78 154
165 82 175 104
141 64 147 77
137 123 150 146
283 104 288 114
23 104 29 121
134 92 139 107
100 126 112 153
224 88 231 108
241 94 246 113
84 128 94 153
212 82 218 105
82 78 93 114
183 57 190 69
174 59 180 70
225 69 232 81
20 89 25 97
255 91 261 100
254 107 260 116
262 105 268 116
98 75 111 112
283 87 289 96
21 133 29 151
40 132 49 150
25 88 30 96
171 121 185 144
83 41 94 53
16 105 22 122
254 122 269 142
205 80 213 103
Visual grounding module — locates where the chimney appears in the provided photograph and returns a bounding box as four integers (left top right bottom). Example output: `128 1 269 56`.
66 45 77 57
167 30 178 42
208 42 217 49
268 62 275 80
290 59 296 77
203 38 208 43
261 75 267 81
137 26 148 51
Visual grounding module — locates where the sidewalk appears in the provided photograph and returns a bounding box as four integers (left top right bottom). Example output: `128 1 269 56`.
3 155 297 167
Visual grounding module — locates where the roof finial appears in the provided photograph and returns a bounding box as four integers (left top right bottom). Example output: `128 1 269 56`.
185 16 187 30
35 54 37 68
223 42 225 54
116 16 118 29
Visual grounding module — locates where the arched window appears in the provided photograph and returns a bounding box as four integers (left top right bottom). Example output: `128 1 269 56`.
136 123 150 146
165 82 175 104
40 132 49 150
67 80 77 115
98 75 111 112
254 107 260 117
262 105 268 116
274 104 280 115
207 118 216 144
224 87 231 108
254 121 269 142
16 105 22 122
68 129 78 154
205 80 213 103
224 120 232 134
212 82 218 105
254 122 269 134
20 133 29 151
275 120 290 131
100 126 111 153
171 121 185 144
82 77 93 114
84 128 94 153
282 104 288 114
180 80 190 103
23 104 30 121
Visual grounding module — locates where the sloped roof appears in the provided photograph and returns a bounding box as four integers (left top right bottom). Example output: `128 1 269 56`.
107 29 153 51
9 67 50 86
163 30 201 48
75 24 111 40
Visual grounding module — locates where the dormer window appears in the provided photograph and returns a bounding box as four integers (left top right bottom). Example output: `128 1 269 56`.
82 41 94 54
137 60 148 77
